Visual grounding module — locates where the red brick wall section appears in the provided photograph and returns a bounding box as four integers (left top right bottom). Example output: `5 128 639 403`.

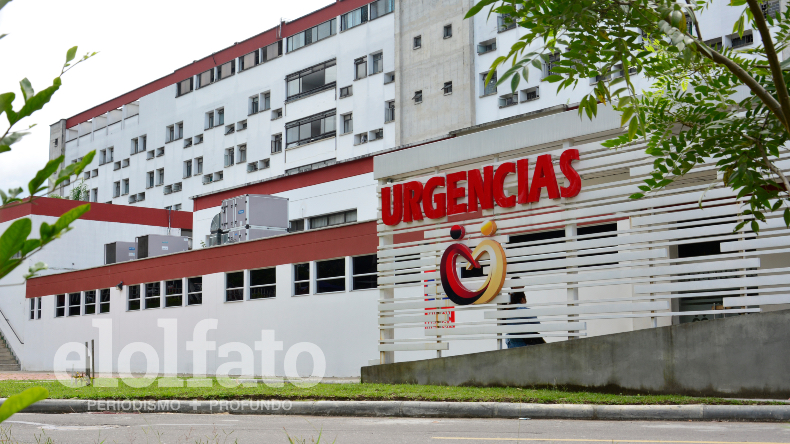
193 157 374 212
65 0 371 128
0 197 192 229
25 221 377 298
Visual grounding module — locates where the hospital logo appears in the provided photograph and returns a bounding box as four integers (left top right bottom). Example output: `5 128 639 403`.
439 221 507 306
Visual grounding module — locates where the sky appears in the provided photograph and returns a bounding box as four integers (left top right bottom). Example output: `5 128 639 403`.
0 0 332 193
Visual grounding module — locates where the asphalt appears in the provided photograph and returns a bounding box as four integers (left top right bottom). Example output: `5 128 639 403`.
3 413 789 444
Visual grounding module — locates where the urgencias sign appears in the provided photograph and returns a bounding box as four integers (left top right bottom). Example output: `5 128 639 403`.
381 149 581 226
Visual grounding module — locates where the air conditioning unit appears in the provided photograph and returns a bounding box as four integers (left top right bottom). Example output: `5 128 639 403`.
220 194 289 240
136 235 190 259
105 241 137 264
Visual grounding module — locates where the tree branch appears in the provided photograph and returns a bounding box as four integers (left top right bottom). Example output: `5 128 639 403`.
746 134 790 197
745 0 790 131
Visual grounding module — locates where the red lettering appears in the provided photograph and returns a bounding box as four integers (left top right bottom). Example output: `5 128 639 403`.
494 162 516 208
422 177 447 219
528 154 560 202
560 149 581 198
446 171 467 215
382 184 403 226
467 166 494 212
517 158 529 204
402 181 424 222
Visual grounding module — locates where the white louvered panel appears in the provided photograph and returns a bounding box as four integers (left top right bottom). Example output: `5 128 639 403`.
635 274 790 294
378 343 449 352
722 294 790 306
720 236 790 252
379 314 445 325
484 301 669 319
424 321 586 337
505 248 667 274
631 202 740 227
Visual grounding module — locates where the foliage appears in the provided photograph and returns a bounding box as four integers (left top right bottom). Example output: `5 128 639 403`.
0 378 780 405
467 0 790 232
67 179 88 201
0 387 48 423
0 0 96 279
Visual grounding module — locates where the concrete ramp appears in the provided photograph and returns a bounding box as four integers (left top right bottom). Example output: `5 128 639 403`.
362 310 790 398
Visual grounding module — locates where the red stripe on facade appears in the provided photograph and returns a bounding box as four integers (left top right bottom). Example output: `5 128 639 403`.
0 197 192 228
193 157 374 212
65 0 371 128
25 221 377 298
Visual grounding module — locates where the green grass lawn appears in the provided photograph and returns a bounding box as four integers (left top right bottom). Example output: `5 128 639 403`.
0 379 776 405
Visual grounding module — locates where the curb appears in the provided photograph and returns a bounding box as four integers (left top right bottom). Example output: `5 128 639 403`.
7 399 790 422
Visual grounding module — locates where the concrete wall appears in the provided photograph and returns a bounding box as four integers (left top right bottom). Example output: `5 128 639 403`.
362 310 790 398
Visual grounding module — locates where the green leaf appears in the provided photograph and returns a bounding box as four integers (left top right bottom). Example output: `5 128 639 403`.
750 220 759 233
0 92 14 117
0 218 32 275
65 46 78 66
0 387 48 423
629 193 645 199
784 208 790 227
7 77 61 126
510 72 520 92
733 220 747 232
19 78 33 102
733 16 745 37
628 115 639 139
28 156 63 196
51 204 91 238
465 0 498 19
543 74 563 83
0 0 10 13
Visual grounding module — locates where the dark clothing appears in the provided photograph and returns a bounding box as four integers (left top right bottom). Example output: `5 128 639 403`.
505 306 546 348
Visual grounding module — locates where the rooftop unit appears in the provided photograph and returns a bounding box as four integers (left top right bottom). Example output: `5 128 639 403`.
136 235 190 259
220 194 288 243
104 242 137 265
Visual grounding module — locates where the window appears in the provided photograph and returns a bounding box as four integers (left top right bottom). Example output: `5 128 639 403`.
174 204 181 211
55 294 65 317
482 72 497 96
146 150 155 160
214 171 224 182
413 90 422 103
165 279 183 307
520 86 540 102
217 60 235 80
240 50 259 71
90 188 98 202
498 13 517 32
29 297 41 320
262 41 283 62
122 179 129 195
157 168 164 186
84 290 96 315
187 277 202 305
100 149 107 164
294 263 310 295
443 24 452 38
100 289 110 313
248 162 259 173
612 63 637 79
385 101 395 122
341 6 368 31
194 134 203 145
145 282 161 309
183 160 193 179
184 138 192 148
250 268 276 299
166 125 175 142
371 52 383 74
68 293 80 316
289 219 305 232
287 19 336 52
250 95 259 115
355 133 368 145
226 272 244 301
176 122 183 139
238 145 247 163
271 108 283 120
443 81 452 95
164 185 173 195
91 169 98 178
342 114 353 134
310 209 356 229
316 258 345 294
217 108 225 126
196 157 203 174
225 124 235 135
762 0 780 19
260 159 270 169
224 148 235 167
147 171 154 189
206 111 215 130
173 182 182 192
113 181 120 198
284 158 336 175
197 68 214 88
352 255 377 290
136 192 145 202
340 85 353 98
285 109 336 148
262 92 271 110
413 35 422 49
384 71 395 83
286 60 337 100
176 77 193 98
705 38 723 51
122 158 130 168
370 128 383 141
237 120 247 131
271 134 283 153
369 0 393 19
731 31 753 48
126 285 140 311
543 52 560 78
499 93 517 108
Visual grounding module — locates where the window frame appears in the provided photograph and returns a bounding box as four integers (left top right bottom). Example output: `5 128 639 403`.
226 271 244 302
68 292 81 316
84 290 97 315
187 276 203 306
286 59 337 101
352 254 378 290
165 279 183 308
316 258 346 294
341 5 368 31
144 282 161 309
250 267 277 300
55 294 65 317
294 263 311 295
284 109 337 149
287 18 337 52
127 285 141 311
443 24 453 39
99 288 110 313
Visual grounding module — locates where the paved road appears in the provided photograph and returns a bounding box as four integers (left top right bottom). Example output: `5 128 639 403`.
2 413 789 443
